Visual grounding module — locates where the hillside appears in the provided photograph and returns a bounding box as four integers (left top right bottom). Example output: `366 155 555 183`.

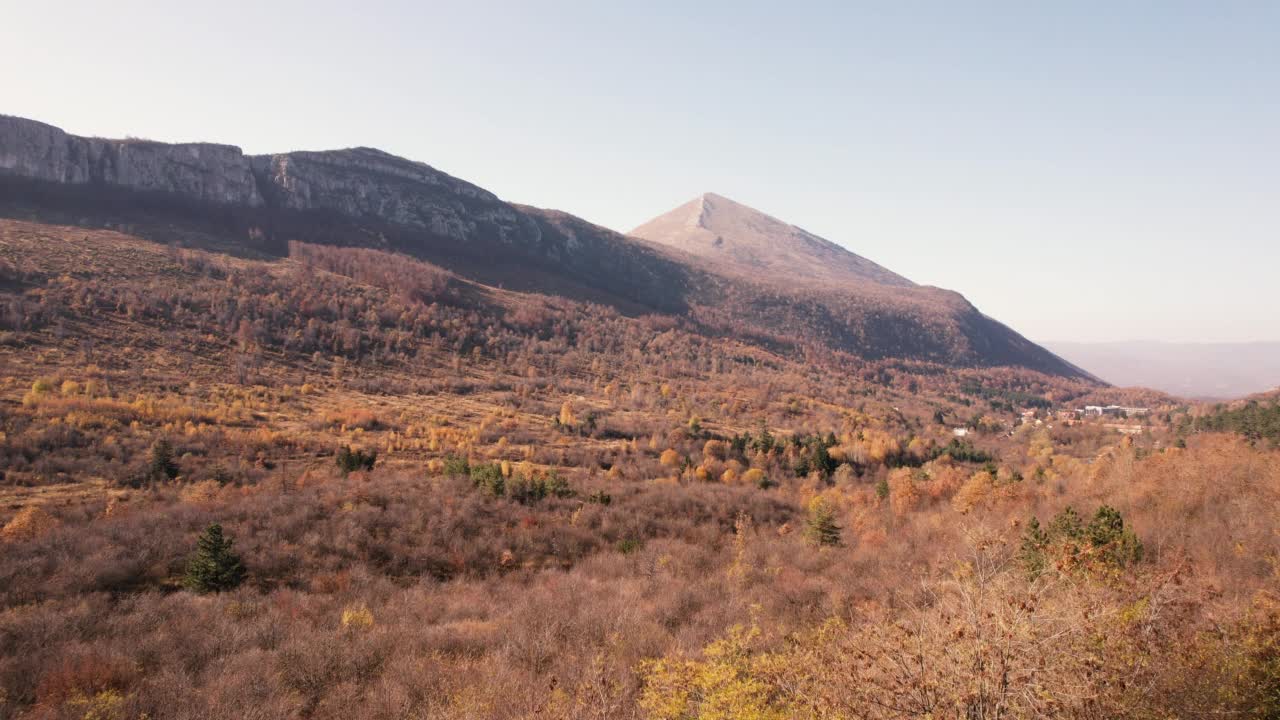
0 114 1087 378
0 216 1277 719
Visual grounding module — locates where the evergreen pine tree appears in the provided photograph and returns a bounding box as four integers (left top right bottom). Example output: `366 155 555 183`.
1087 505 1124 546
184 523 246 593
805 497 842 547
1048 505 1084 540
149 439 179 481
1019 516 1049 578
336 445 376 475
1087 505 1144 566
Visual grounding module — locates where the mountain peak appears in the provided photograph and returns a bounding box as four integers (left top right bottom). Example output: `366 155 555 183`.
631 193 914 288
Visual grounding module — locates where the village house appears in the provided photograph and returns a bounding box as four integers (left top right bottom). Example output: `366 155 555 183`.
1083 405 1149 418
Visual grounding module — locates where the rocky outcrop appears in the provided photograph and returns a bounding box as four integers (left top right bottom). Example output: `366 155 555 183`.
103 140 261 206
0 115 263 206
250 148 534 244
0 115 93 184
0 116 533 245
0 114 694 313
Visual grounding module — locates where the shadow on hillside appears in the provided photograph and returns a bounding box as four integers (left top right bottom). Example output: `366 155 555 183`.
0 176 687 317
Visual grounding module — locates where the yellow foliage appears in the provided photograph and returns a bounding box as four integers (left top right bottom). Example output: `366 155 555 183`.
639 624 787 720
1027 430 1054 465
924 462 965 499
952 470 995 514
887 468 920 516
1 505 60 542
101 497 127 519
83 378 108 397
660 448 682 468
68 689 127 720
180 480 223 505
558 400 577 427
341 604 375 629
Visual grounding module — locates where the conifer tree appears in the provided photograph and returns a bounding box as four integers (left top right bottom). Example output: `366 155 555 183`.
184 523 246 594
1019 516 1049 578
805 497 842 547
336 445 376 475
149 439 179 482
1048 505 1084 540
1087 505 1144 566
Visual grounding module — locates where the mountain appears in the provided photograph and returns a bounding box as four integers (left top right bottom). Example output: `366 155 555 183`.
1047 341 1280 399
0 114 1087 378
631 192 913 288
632 192 1089 377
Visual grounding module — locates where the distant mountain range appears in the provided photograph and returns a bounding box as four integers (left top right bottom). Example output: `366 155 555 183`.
1046 341 1280 399
0 114 1088 378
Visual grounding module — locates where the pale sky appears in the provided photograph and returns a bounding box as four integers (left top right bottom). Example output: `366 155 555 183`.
4 1 1277 343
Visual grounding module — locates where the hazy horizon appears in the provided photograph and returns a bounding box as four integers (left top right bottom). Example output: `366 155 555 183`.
1045 340 1280 398
5 1 1277 344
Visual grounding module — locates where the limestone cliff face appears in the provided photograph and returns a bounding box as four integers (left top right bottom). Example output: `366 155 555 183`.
0 115 94 184
0 115 536 246
0 115 263 206
0 114 693 313
250 148 536 244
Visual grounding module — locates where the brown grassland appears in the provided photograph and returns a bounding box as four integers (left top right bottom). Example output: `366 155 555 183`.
1 219 1278 719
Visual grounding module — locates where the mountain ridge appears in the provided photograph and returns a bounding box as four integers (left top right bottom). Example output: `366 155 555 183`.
0 113 1090 379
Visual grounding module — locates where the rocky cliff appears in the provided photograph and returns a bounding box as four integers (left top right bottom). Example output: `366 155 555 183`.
0 115 262 206
250 148 535 245
0 114 694 313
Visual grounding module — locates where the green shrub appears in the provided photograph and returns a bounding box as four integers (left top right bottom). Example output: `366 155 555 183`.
470 463 504 496
507 475 545 504
544 471 574 498
443 454 470 476
336 446 376 475
1021 505 1142 578
183 523 246 594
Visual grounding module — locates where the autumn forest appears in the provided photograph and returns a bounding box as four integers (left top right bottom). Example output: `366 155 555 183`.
0 200 1276 720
